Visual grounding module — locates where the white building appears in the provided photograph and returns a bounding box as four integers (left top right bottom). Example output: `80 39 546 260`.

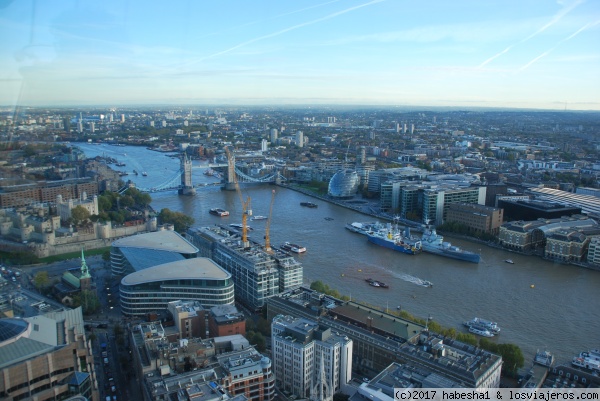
56 193 99 223
271 315 352 401
261 138 268 152
295 130 304 148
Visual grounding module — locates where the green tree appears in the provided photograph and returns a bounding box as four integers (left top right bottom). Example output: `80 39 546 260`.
497 343 525 377
72 290 101 314
33 271 51 290
71 205 91 226
158 208 195 233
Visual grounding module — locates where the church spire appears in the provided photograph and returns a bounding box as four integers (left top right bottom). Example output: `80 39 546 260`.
80 249 91 279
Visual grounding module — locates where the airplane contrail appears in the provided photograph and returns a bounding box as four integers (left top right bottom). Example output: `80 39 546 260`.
179 0 386 69
479 0 584 68
519 19 600 71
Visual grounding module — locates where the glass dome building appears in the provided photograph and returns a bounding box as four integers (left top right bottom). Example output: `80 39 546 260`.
328 169 359 198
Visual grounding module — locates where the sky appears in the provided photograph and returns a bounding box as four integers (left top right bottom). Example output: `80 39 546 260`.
0 0 599 110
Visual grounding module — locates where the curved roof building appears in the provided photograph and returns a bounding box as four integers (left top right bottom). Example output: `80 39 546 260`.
110 230 199 276
328 169 359 198
120 258 234 316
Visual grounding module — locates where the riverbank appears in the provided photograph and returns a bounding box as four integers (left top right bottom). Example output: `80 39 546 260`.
281 183 600 271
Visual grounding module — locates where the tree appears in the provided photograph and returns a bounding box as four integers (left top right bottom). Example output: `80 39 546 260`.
72 290 101 314
33 271 50 290
71 206 91 226
497 343 525 377
158 208 195 233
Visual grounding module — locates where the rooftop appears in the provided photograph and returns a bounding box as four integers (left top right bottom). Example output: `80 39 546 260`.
122 257 231 286
112 230 199 255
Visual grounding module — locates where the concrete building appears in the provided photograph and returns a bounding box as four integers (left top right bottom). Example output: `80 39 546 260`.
208 304 245 338
295 130 304 148
445 203 504 235
498 215 598 253
187 225 302 311
422 185 486 226
0 177 98 208
130 324 274 401
271 315 353 400
167 300 206 339
269 128 278 144
267 287 502 389
0 307 98 401
498 198 582 221
586 237 600 266
119 258 234 317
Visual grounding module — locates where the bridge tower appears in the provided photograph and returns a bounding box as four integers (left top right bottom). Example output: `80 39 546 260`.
178 153 196 196
224 148 237 191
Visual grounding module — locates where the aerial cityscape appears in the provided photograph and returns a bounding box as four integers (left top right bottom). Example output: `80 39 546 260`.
0 1 599 401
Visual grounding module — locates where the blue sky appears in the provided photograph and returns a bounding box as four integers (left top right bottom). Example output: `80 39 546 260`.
1 0 599 110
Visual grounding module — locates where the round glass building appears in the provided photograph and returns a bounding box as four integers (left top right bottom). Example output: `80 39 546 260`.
328 169 359 198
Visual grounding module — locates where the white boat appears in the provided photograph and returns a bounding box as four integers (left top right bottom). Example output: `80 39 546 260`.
469 326 494 337
464 317 500 334
251 216 268 221
504 259 514 264
281 242 306 253
229 223 253 231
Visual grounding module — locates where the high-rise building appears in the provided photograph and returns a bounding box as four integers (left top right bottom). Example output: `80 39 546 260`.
410 123 414 134
270 128 278 143
90 121 95 133
295 130 304 148
120 113 125 122
261 138 268 152
271 315 352 400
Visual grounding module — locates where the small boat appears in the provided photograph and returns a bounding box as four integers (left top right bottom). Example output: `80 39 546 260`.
251 216 268 221
421 280 433 288
209 208 229 217
281 242 306 253
230 223 253 231
133 170 138 175
504 259 514 264
469 326 494 337
324 217 334 221
300 202 318 208
142 171 148 176
365 278 389 288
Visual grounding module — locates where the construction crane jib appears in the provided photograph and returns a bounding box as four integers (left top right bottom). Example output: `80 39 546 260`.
225 147 252 247
264 189 276 253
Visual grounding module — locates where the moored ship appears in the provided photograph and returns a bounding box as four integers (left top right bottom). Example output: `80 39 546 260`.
366 224 422 255
420 225 480 263
300 202 318 208
463 317 500 334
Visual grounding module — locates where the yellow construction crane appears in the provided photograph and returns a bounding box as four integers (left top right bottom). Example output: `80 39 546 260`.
264 189 276 253
225 147 252 247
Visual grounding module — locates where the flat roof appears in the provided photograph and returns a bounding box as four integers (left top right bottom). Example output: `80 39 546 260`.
121 258 230 286
112 230 198 255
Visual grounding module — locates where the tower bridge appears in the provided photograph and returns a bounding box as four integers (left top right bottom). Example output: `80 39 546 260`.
121 153 284 194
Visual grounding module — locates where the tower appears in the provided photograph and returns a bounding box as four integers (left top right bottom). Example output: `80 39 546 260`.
178 153 196 196
79 249 92 290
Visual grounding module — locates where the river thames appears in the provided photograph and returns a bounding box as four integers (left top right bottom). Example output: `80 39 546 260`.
77 143 600 367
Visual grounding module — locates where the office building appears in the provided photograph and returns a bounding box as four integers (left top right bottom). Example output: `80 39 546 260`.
119 258 234 316
187 225 302 311
422 185 485 225
295 130 304 147
270 128 278 143
328 169 359 198
271 315 353 400
267 287 502 389
209 304 246 338
445 203 504 235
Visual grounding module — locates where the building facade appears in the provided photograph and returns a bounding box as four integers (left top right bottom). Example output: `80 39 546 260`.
271 315 353 400
445 203 504 235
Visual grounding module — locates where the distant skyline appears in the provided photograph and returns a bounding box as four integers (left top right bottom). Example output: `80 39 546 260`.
1 0 599 110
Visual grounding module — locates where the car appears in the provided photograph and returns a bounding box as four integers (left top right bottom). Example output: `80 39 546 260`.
103 357 109 364
111 385 116 393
